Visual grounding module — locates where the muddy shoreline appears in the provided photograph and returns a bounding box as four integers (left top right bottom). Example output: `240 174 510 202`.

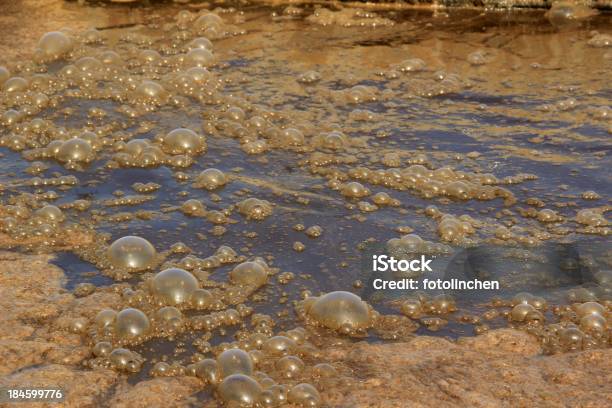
1 251 609 407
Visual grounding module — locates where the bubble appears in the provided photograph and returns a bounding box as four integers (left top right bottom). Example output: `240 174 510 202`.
83 27 103 44
92 341 112 357
115 308 150 340
108 236 157 271
109 348 142 372
217 348 254 378
285 327 306 344
397 58 426 73
99 50 123 66
298 70 321 84
138 49 161 65
511 292 534 306
568 287 598 302
275 355 304 378
56 138 93 164
134 80 168 105
95 309 117 329
279 128 305 146
36 31 73 61
237 198 273 221
546 2 598 28
587 33 612 48
340 182 370 198
181 199 206 217
537 209 560 223
191 288 214 309
218 374 262 407
195 358 220 384
304 225 323 238
313 363 336 378
288 383 321 407
155 306 182 322
229 261 268 287
530 297 548 311
560 327 584 351
0 66 9 85
579 313 607 336
431 294 457 314
400 299 423 319
3 77 28 92
184 48 215 67
581 190 600 200
320 130 348 149
372 192 399 206
226 106 246 121
576 301 606 318
194 13 223 32
35 205 64 223
75 56 103 77
510 303 536 322
152 268 199 305
185 66 212 85
194 168 227 190
161 128 206 155
306 291 370 331
188 37 213 50
70 317 89 334
576 209 607 226
151 362 171 377
263 336 296 356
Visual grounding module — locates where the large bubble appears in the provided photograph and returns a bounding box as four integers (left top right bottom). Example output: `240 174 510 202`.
115 308 150 340
36 31 73 61
134 80 168 105
3 77 28 93
229 261 268 287
56 138 93 164
152 268 199 305
160 128 206 155
35 205 64 223
184 48 215 68
306 291 370 330
288 383 321 407
217 348 254 378
108 236 157 271
188 37 213 51
217 374 262 406
194 168 227 190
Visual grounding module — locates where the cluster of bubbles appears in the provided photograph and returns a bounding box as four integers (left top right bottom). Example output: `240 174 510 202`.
108 236 158 272
322 164 517 211
85 243 335 406
0 199 95 249
306 8 395 28
503 292 610 354
1 6 610 408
